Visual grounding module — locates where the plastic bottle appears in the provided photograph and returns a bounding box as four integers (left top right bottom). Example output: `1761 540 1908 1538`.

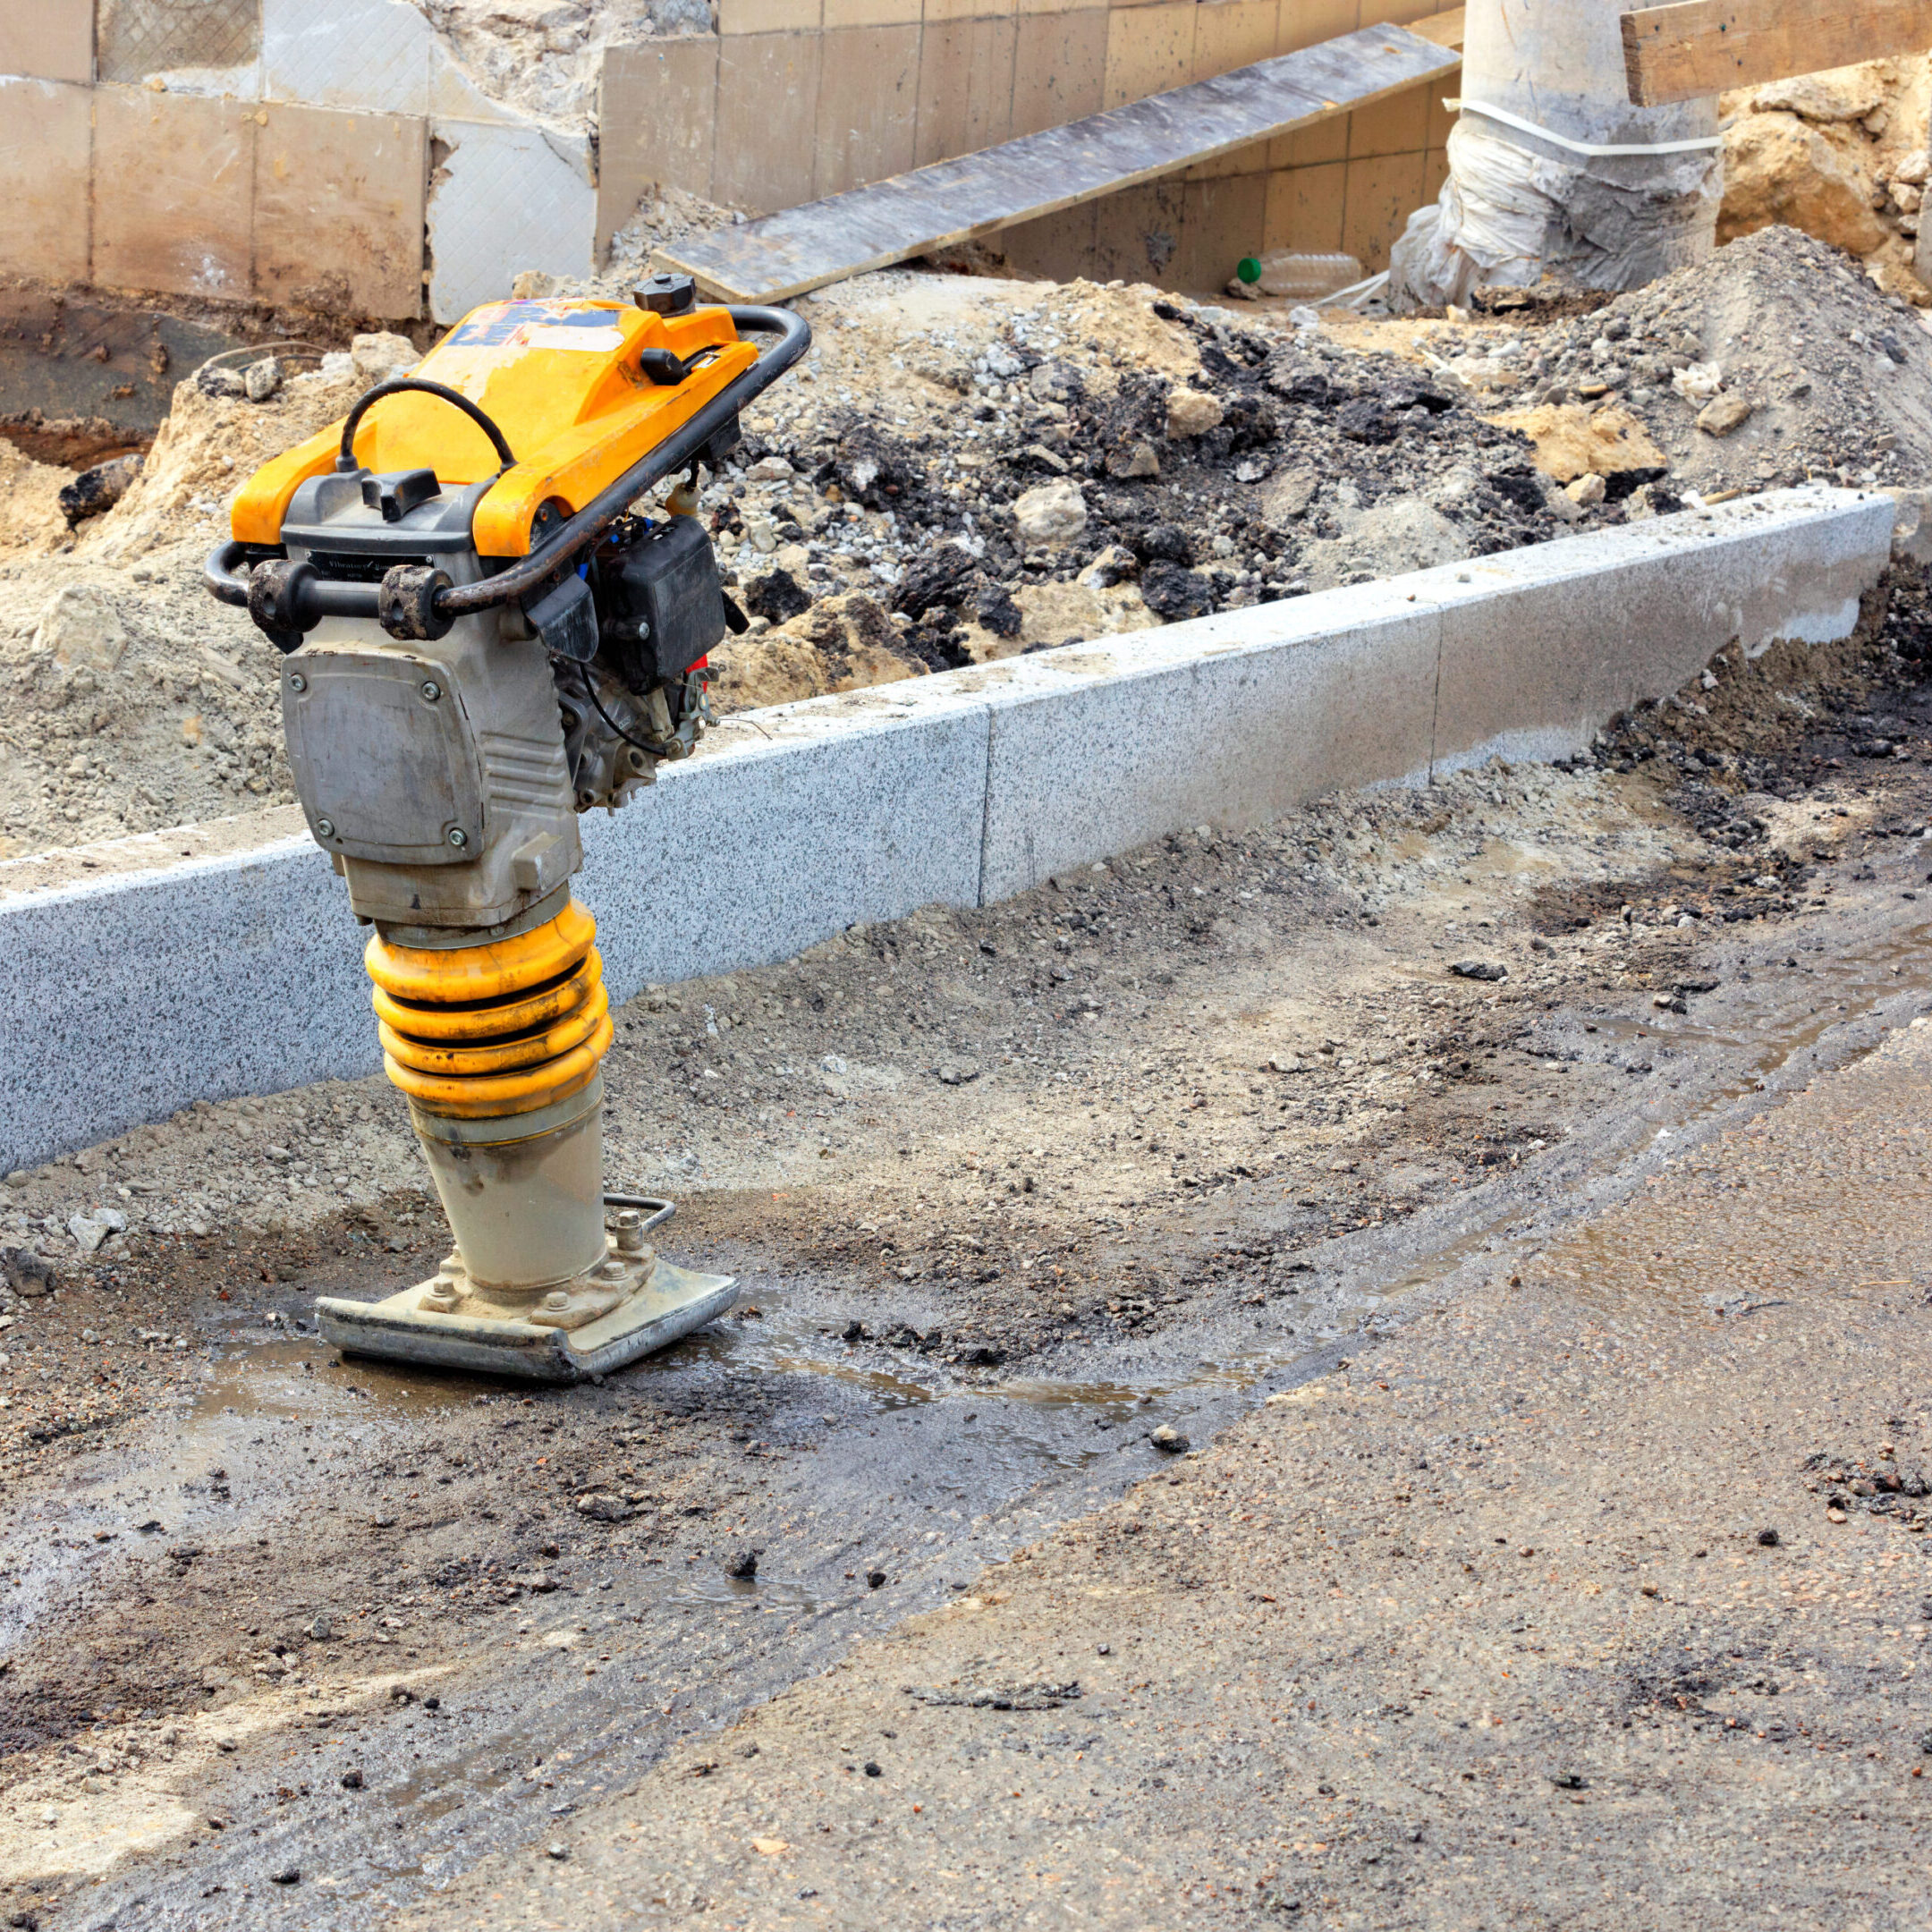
1233 250 1363 299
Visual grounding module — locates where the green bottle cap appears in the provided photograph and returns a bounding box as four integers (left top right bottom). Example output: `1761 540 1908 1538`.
1236 257 1262 284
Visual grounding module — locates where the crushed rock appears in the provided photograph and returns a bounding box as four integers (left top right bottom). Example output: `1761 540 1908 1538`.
1352 225 1932 500
1483 225 1932 496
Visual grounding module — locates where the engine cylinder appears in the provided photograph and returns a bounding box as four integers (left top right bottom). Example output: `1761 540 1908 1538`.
365 898 618 1296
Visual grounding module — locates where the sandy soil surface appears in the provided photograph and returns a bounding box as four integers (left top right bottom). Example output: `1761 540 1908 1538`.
4 594 1932 1925
10 226 1918 860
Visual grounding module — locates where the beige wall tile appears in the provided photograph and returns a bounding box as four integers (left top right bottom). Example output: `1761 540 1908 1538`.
1263 157 1345 251
1348 77 1430 157
915 16 1016 165
1342 0 1453 179
1423 142 1448 201
927 0 1011 20
0 0 93 83
0 80 91 283
1196 133 1273 179
1341 147 1424 270
1428 84 1456 147
1178 173 1266 291
253 103 424 318
714 32 823 213
814 23 919 196
1267 0 1354 167
597 36 719 253
1190 0 1278 178
1102 1 1193 109
94 86 255 300
1002 199 1097 276
1275 0 1356 55
1195 0 1276 78
1272 114 1345 169
1091 179 1183 283
826 0 920 28
719 0 822 36
1010 9 1105 136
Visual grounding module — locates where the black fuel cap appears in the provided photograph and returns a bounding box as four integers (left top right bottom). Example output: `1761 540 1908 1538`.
361 468 441 523
634 273 697 316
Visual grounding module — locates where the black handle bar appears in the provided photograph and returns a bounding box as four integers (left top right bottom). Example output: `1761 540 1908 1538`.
336 377 517 473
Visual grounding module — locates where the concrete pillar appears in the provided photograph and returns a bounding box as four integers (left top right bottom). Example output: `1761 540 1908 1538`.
1388 0 1721 309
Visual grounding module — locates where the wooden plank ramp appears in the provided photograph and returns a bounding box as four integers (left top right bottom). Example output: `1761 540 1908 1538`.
1622 0 1932 107
653 23 1462 303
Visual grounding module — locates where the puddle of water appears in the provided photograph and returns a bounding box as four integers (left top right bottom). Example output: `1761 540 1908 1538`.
190 1336 498 1420
137 910 1932 1532
386 1726 534 1826
1594 922 1932 1097
672 1574 823 1612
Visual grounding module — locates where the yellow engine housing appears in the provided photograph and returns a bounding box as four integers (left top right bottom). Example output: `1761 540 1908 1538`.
230 297 757 559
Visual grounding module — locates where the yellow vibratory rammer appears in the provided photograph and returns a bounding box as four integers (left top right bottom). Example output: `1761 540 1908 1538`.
204 278 809 1382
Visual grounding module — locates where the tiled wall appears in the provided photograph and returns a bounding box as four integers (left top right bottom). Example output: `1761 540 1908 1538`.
600 0 1454 290
1 0 1451 328
0 0 594 323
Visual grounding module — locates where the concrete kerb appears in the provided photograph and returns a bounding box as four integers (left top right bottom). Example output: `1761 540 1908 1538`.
579 685 991 996
0 486 1894 1174
1422 490 1894 775
970 578 1445 901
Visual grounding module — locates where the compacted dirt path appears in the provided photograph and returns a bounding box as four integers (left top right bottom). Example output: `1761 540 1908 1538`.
5 611 1932 1927
413 1005 1932 1932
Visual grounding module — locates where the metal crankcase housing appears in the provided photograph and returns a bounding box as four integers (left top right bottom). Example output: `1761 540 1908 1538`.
276 470 580 932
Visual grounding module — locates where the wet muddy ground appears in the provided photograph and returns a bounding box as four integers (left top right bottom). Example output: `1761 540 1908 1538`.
438 1012 1932 1932
7 612 1932 1926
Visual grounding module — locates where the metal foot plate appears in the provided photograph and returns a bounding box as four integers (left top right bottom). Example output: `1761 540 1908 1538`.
314 1259 737 1383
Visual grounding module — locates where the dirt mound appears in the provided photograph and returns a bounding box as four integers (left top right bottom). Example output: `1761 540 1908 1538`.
711 592 928 709
1483 225 1932 496
76 362 362 565
0 442 70 555
0 238 1906 865
0 363 372 858
1719 55 1932 302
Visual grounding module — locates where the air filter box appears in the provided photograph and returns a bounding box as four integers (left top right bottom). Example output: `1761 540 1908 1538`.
600 516 728 689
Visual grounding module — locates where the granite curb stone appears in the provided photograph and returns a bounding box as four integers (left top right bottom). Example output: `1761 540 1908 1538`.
0 488 1894 1171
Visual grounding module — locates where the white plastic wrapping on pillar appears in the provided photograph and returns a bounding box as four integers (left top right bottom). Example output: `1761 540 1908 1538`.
1388 0 1723 309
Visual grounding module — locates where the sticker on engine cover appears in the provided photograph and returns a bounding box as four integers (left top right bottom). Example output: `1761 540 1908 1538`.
445 301 630 352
